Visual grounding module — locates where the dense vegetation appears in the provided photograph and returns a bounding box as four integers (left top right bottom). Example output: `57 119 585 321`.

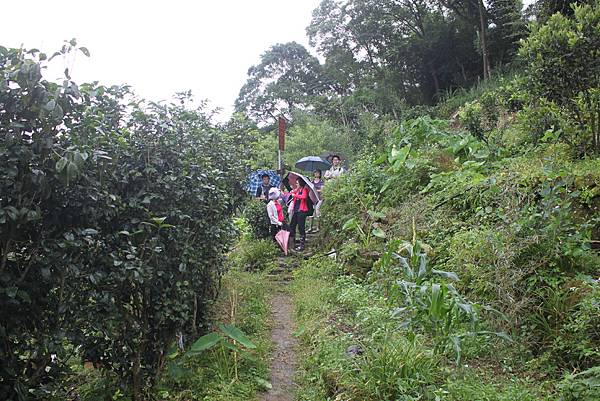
1 0 599 399
0 42 248 399
243 0 600 399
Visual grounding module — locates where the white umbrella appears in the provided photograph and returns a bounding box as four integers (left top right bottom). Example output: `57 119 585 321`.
286 171 320 203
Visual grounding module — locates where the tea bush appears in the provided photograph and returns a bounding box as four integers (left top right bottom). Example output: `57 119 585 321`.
519 1 600 153
557 366 600 401
229 238 279 271
242 200 271 240
0 44 246 399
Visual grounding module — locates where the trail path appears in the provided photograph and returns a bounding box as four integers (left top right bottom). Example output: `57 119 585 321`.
260 244 307 401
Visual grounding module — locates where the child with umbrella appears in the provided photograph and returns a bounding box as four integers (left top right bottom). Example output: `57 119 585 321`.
266 188 285 239
267 188 291 255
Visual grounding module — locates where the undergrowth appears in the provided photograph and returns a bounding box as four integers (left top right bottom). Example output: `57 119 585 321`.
154 268 271 400
292 257 553 400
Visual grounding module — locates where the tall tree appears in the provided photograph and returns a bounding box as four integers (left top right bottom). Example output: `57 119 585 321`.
438 0 493 79
489 0 527 63
308 0 483 103
235 42 326 125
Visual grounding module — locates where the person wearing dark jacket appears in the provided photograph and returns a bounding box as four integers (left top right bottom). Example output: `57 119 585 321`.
255 174 272 203
289 177 309 251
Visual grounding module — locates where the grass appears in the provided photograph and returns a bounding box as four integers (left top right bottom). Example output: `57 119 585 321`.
291 256 556 401
155 268 272 401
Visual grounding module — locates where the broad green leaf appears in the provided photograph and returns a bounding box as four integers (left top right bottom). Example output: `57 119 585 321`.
56 157 68 172
65 161 79 181
151 217 167 225
389 143 411 165
44 100 56 111
5 206 18 221
222 340 243 353
373 152 388 165
367 210 386 220
188 332 222 354
371 227 386 238
417 255 428 278
380 179 392 193
342 217 358 231
457 302 475 316
219 324 257 349
450 335 462 364
166 342 180 360
494 331 512 342
432 269 459 281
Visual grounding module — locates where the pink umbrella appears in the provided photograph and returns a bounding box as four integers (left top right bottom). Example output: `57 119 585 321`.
286 171 320 204
275 229 290 255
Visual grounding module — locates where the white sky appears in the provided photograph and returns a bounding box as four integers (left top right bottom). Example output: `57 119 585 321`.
0 0 321 121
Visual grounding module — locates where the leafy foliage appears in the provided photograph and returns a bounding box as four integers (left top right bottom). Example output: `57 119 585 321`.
235 42 326 125
519 1 600 152
242 200 271 240
0 45 245 399
156 269 271 400
229 237 279 271
557 366 600 401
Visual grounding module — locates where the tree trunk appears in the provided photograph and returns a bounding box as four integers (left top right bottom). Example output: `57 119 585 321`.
457 59 468 82
431 67 440 96
478 0 491 80
132 350 141 401
192 295 198 335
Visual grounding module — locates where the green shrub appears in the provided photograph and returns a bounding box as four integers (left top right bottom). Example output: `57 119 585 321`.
0 44 245 399
230 238 278 271
156 269 271 401
459 101 484 139
346 333 439 401
446 228 522 306
517 99 575 145
551 280 600 369
519 1 600 153
242 200 271 240
480 91 500 130
519 1 600 107
320 157 384 249
557 366 600 401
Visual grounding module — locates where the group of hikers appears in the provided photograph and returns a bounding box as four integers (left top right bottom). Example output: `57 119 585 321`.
255 154 346 251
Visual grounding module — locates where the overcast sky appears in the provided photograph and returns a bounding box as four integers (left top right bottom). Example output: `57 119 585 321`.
0 0 321 120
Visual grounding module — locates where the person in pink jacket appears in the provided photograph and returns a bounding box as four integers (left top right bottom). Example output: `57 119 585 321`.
289 178 309 251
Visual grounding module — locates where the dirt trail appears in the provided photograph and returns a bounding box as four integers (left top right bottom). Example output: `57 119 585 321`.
260 290 297 401
259 252 304 401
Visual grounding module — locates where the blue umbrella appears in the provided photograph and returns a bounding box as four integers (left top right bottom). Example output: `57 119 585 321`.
295 156 330 172
245 169 281 196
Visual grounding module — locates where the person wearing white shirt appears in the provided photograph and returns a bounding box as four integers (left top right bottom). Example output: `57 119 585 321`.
324 155 346 180
266 188 284 240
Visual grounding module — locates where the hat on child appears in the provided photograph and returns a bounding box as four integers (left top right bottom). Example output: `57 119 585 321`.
268 187 281 200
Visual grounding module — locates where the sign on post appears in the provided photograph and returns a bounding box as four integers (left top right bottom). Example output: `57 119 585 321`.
278 117 285 151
